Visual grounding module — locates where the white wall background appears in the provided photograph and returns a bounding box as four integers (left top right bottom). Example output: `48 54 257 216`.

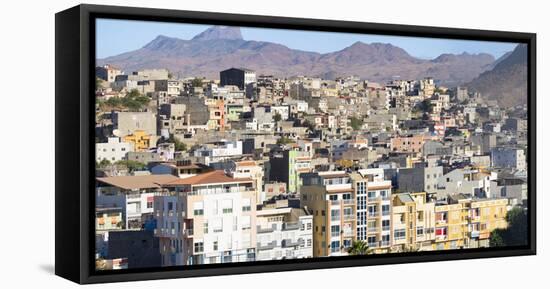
0 0 546 287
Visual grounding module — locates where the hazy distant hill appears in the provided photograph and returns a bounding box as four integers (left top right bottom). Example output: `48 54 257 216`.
467 44 528 107
98 26 496 85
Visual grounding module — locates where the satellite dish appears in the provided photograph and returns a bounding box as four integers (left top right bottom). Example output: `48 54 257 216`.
112 129 121 137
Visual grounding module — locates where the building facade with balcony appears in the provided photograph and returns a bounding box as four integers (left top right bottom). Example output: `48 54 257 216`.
96 174 179 230
391 192 436 252
300 171 356 257
255 206 313 260
351 169 392 253
155 170 258 266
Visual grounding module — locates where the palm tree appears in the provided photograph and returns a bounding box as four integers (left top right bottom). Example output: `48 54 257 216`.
347 240 372 255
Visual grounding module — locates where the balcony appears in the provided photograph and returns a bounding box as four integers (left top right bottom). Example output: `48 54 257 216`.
257 240 277 251
380 241 390 247
330 200 341 206
382 226 390 231
343 199 355 206
343 230 354 237
282 222 300 231
281 239 300 248
382 211 390 216
470 231 480 238
343 214 355 221
185 229 194 236
257 225 275 233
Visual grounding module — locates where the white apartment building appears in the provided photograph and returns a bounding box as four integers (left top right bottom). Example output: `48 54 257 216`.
193 140 243 165
155 170 257 265
96 175 178 229
96 137 134 163
255 207 313 260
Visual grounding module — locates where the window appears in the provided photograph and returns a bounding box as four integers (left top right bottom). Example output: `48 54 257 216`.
380 190 389 200
329 195 338 201
343 207 353 218
307 223 312 230
368 205 378 217
331 225 340 237
330 241 340 253
242 198 251 212
193 202 204 216
382 219 390 231
367 220 377 232
330 209 340 221
212 218 223 233
436 212 447 222
435 227 447 236
417 226 424 236
382 204 390 216
381 234 390 246
168 202 173 211
394 229 406 240
204 222 208 233
147 201 153 209
368 191 377 201
194 242 204 253
368 236 377 247
222 199 233 214
213 241 218 251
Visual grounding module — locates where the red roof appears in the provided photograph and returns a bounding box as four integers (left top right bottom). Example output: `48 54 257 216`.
161 170 253 186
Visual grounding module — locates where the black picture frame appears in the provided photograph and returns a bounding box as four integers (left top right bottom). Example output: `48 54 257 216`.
55 4 536 284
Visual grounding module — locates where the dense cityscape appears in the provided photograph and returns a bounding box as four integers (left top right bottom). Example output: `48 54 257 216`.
94 27 529 270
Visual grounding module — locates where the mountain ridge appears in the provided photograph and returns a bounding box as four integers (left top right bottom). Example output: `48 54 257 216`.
98 26 500 84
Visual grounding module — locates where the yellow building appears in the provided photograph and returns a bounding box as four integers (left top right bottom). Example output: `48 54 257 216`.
391 192 435 252
467 198 508 248
123 130 153 152
300 171 356 257
433 200 468 250
433 195 508 250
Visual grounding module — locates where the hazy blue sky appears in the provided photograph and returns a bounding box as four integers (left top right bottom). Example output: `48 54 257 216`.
96 18 518 59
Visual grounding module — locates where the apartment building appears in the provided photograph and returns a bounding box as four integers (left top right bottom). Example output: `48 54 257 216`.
467 198 508 248
269 147 312 193
255 206 313 260
123 130 155 152
155 170 257 266
96 137 134 163
391 192 435 252
96 174 179 229
233 160 265 204
300 171 356 257
350 168 392 253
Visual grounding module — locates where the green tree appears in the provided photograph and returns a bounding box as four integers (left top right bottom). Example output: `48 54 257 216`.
96 159 111 168
347 240 372 255
191 77 203 88
349 116 363 130
489 207 528 247
273 112 282 123
489 229 506 247
115 160 147 172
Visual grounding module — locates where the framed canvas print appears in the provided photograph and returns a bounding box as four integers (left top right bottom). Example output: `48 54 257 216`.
55 4 536 284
